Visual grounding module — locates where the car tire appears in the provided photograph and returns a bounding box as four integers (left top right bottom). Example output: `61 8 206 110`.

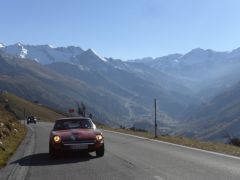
49 145 58 159
96 144 104 157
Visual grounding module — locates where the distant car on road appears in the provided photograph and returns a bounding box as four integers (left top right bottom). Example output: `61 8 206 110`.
27 116 37 124
49 117 104 158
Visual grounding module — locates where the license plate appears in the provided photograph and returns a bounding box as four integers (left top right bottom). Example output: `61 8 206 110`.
70 144 88 150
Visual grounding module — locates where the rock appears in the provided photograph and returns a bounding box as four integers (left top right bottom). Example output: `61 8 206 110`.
2 128 10 136
13 129 18 133
0 122 4 127
5 123 12 131
0 141 5 151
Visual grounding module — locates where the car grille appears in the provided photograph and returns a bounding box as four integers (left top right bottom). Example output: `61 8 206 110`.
62 139 96 145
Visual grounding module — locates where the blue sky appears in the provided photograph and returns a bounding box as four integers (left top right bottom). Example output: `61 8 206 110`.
1 0 240 60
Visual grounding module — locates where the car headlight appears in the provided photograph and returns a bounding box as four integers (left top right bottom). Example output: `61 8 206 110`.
53 135 61 143
96 135 103 141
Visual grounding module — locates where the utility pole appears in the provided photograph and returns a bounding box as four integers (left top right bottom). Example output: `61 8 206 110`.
154 98 157 138
23 108 26 125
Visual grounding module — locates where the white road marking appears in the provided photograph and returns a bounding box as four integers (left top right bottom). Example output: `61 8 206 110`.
6 126 35 180
102 129 240 160
28 125 34 131
153 175 166 180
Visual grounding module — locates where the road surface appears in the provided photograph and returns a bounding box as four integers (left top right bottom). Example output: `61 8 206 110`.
1 122 240 180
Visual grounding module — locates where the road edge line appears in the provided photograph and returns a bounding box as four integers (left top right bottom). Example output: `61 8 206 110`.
102 129 240 160
0 124 35 180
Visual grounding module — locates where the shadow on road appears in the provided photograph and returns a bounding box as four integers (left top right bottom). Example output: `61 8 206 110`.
11 152 98 166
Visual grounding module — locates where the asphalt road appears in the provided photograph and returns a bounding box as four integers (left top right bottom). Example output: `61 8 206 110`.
1 122 240 180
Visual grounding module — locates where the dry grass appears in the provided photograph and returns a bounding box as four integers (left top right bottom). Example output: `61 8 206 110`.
0 92 66 122
0 92 66 169
98 125 240 157
0 106 26 168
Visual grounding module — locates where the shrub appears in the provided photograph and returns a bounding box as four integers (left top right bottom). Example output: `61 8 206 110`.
229 138 240 147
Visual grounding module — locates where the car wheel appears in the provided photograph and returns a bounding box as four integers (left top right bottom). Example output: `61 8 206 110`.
49 145 58 159
96 144 104 157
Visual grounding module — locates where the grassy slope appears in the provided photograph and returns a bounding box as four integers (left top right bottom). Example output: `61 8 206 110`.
0 92 66 168
0 92 66 122
99 125 240 157
0 106 26 168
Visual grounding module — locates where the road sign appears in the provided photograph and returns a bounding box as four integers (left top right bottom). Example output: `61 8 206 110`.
68 108 75 113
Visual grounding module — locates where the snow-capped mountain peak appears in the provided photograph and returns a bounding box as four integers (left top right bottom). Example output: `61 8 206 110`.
0 43 5 48
17 43 28 58
2 42 28 58
85 48 107 62
0 43 85 64
1 42 108 65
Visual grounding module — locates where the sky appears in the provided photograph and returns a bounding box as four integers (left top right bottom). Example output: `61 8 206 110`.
1 0 240 60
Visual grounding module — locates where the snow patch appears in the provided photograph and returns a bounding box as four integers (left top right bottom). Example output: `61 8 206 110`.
77 64 86 71
114 66 124 70
19 45 28 58
0 43 5 48
174 59 179 63
48 44 54 48
33 58 39 62
16 42 23 47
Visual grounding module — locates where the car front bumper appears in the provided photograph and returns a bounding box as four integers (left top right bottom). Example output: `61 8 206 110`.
50 140 104 152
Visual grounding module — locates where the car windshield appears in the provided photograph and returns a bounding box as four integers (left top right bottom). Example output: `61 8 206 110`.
53 118 93 130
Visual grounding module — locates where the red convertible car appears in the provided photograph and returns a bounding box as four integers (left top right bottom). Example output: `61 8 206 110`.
49 117 104 158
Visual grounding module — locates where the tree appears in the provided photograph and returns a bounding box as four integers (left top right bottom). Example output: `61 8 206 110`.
81 103 86 117
223 132 240 147
89 113 93 119
76 102 86 117
76 102 83 116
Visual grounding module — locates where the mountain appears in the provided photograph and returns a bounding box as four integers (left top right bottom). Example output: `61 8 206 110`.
47 56 191 125
0 43 84 64
73 49 109 69
181 82 240 141
0 51 127 126
2 42 240 140
138 48 240 99
0 49 190 130
130 48 240 139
